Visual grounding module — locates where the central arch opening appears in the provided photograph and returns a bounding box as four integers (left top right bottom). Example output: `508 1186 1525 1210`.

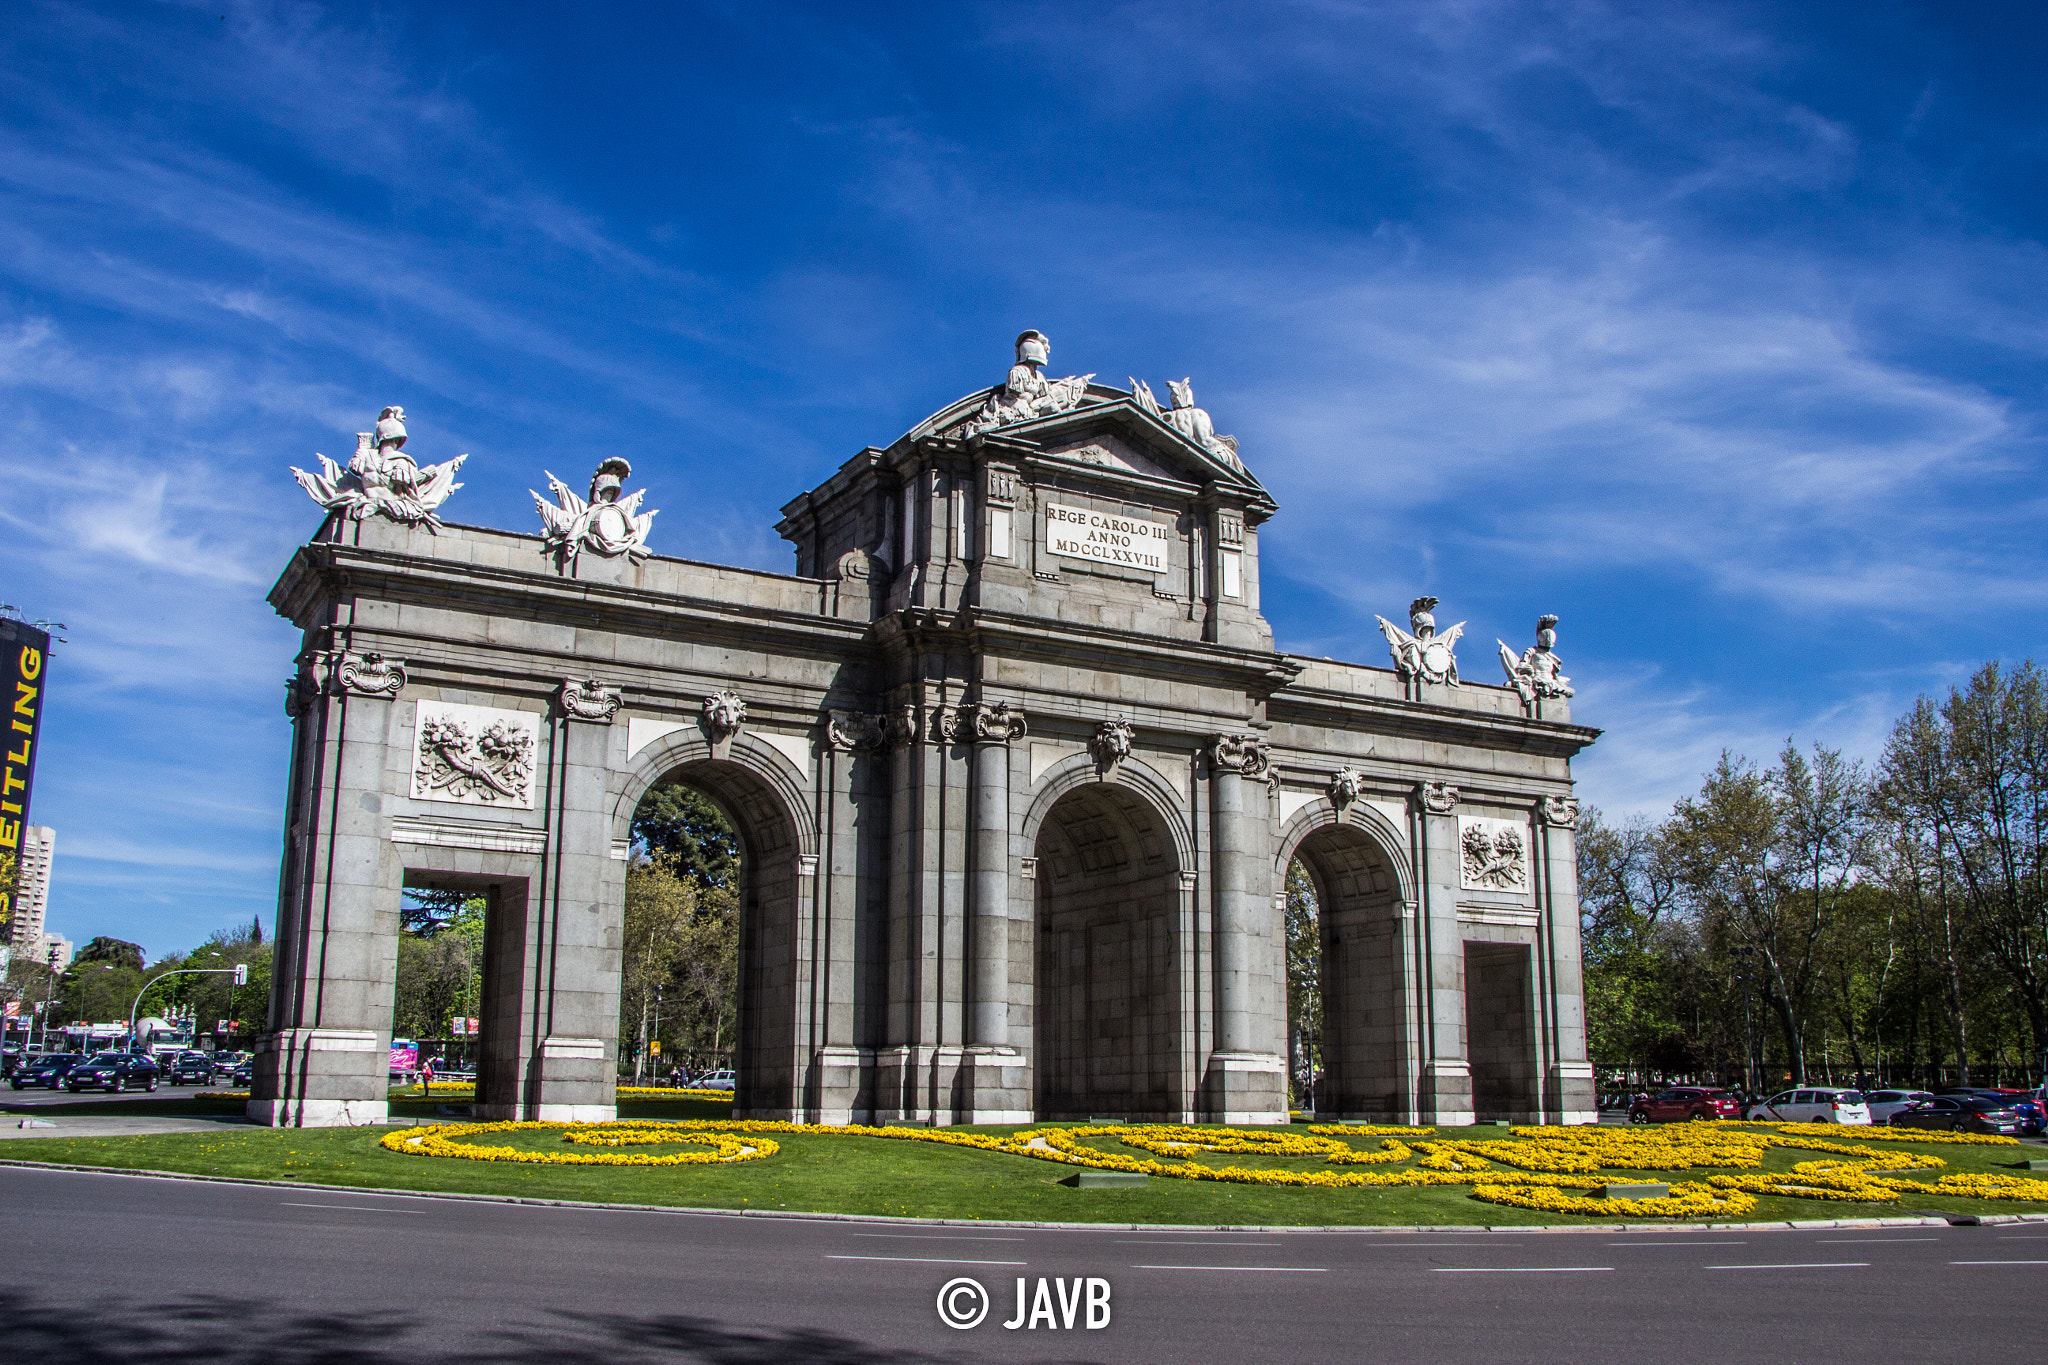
1292 822 1407 1118
628 758 798 1118
1032 783 1183 1119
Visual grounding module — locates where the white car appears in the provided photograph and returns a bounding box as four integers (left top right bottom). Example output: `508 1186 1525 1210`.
695 1069 737 1092
1863 1089 1936 1125
1746 1087 1870 1124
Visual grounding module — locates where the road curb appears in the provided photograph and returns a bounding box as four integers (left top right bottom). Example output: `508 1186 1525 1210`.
3 1157 2045 1234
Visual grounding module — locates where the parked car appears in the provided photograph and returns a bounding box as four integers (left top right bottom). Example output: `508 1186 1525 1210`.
10 1053 86 1090
1744 1087 1871 1124
695 1069 737 1092
1628 1087 1743 1123
1888 1095 2023 1135
164 1052 216 1086
1935 1088 2046 1136
1864 1089 1937 1125
65 1053 159 1093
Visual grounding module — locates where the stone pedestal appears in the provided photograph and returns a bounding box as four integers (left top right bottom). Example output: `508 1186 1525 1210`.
1420 1058 1474 1127
1546 1061 1598 1126
246 1028 387 1129
960 1045 1031 1125
1199 1050 1289 1125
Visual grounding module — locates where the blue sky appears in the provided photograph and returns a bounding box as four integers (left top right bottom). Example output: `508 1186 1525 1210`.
4 1 2045 959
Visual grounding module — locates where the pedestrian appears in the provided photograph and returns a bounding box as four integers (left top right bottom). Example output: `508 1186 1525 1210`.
420 1056 435 1094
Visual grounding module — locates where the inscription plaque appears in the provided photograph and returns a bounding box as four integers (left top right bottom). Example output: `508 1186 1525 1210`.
1045 502 1170 575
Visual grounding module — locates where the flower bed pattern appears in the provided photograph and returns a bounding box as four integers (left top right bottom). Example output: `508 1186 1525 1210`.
374 1115 2045 1217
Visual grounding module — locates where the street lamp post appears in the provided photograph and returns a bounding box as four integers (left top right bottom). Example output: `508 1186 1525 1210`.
130 964 246 1054
38 945 58 1052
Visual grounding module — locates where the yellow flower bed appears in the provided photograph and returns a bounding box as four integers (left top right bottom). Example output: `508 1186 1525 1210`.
374 1115 2047 1218
1472 1179 1757 1219
381 1120 775 1166
1764 1122 2019 1146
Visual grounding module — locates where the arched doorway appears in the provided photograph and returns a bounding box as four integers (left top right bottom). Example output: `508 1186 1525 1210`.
629 757 801 1118
1293 823 1408 1119
1032 784 1184 1119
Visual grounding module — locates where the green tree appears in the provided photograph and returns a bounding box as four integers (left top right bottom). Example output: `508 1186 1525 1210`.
632 783 740 889
392 901 482 1039
1663 745 1868 1085
1576 806 1677 1080
77 937 145 972
1879 661 2048 1074
620 856 697 1081
1283 860 1320 1107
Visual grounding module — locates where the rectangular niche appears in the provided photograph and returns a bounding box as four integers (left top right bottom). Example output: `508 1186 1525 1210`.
411 700 541 811
1458 815 1530 893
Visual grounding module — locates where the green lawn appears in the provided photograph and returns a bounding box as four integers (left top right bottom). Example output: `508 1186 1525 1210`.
4 1110 2044 1227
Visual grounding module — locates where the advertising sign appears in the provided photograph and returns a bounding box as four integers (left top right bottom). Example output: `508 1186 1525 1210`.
390 1042 419 1072
0 620 50 923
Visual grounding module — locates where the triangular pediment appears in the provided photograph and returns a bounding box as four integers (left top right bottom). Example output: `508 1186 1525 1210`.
907 387 1267 501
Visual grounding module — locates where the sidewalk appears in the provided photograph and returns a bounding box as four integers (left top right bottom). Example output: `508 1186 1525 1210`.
2 1114 254 1139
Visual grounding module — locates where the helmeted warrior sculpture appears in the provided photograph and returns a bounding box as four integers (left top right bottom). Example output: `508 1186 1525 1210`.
1376 595 1465 687
1498 614 1574 705
532 457 658 567
951 330 1098 435
291 406 467 529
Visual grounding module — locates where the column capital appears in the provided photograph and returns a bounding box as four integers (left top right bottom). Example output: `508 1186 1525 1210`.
1539 794 1580 828
558 678 621 724
824 709 888 752
1416 779 1460 814
1207 732 1270 778
968 701 1027 744
325 650 405 699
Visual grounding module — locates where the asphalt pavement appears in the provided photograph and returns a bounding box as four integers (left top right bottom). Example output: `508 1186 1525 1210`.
1 1164 2042 1364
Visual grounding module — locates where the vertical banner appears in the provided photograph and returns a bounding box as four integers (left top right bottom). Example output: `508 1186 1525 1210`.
0 621 50 931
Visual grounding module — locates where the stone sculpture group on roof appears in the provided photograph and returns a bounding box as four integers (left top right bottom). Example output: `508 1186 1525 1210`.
285 332 1573 704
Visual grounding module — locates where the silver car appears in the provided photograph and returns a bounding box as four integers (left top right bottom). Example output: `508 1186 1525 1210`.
1863 1089 1936 1124
1746 1087 1871 1124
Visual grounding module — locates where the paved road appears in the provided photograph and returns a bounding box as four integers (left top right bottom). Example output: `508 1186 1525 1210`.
2 1165 2042 1363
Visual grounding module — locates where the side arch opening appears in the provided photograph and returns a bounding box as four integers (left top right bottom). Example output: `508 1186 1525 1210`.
630 757 800 1119
1292 823 1407 1118
1032 783 1184 1120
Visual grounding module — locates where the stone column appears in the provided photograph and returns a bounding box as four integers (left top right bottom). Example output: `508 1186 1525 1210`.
1415 780 1474 1126
962 701 1028 1122
1539 796 1596 1123
510 678 623 1124
1200 733 1288 1124
249 650 409 1129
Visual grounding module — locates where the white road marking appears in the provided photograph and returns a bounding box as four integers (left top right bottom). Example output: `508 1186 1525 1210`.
1114 1239 1282 1246
280 1203 422 1213
1707 1263 1867 1270
848 1233 1026 1242
826 1254 1026 1266
1950 1260 2048 1266
1132 1265 1329 1272
1433 1267 1613 1273
1818 1238 1936 1243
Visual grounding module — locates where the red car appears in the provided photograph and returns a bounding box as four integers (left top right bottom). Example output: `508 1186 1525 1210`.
1628 1087 1743 1123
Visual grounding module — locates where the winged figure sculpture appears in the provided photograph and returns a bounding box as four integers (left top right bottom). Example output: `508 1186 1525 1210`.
1375 596 1464 687
531 458 657 566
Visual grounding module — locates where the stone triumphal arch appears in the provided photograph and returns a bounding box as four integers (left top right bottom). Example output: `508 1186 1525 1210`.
254 333 1598 1128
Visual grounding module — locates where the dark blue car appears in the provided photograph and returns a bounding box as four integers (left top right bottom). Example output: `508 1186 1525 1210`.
64 1052 159 1093
9 1053 86 1090
1937 1088 2046 1137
